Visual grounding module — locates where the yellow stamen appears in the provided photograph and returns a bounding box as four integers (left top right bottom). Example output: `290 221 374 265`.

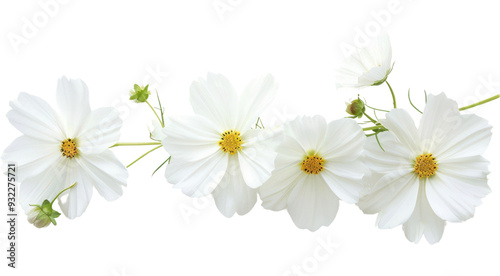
218 130 242 155
301 155 325 175
61 138 78 158
414 153 438 178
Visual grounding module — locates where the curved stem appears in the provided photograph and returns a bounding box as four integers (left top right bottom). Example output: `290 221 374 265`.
146 100 164 127
51 182 76 205
110 142 162 148
459 94 500 111
386 81 397 109
365 104 390 113
127 145 163 168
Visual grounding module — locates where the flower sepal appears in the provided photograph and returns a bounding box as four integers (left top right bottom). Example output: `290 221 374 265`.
129 84 151 103
28 200 61 228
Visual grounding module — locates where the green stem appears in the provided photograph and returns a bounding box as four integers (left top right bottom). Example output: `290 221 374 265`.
146 100 164 127
51 182 76 205
363 112 379 125
362 125 386 131
127 145 163 168
365 104 390 113
386 81 397 109
459 94 500 111
110 142 161 148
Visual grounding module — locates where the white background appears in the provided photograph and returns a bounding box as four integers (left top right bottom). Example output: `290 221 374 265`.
1 0 500 275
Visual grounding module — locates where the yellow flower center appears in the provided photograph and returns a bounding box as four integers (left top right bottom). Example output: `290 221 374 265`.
414 153 438 178
301 155 325 175
61 138 78 158
218 130 242 155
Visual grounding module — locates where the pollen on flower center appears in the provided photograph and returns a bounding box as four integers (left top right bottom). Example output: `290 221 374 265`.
218 130 242 155
414 153 438 178
61 138 78 158
301 155 325 175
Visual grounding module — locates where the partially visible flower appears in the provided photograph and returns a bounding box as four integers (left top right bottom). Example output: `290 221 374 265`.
345 98 365 118
129 84 150 103
259 115 366 231
163 73 280 217
27 200 60 228
150 120 168 141
2 77 128 219
336 33 393 88
358 93 492 244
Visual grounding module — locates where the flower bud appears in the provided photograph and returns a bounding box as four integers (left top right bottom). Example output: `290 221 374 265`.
129 84 151 103
345 98 365 118
27 200 61 228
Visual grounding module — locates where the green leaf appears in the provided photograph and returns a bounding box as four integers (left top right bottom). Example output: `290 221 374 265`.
52 210 61 218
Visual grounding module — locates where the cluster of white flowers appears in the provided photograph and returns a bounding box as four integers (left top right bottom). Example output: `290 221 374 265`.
2 34 496 244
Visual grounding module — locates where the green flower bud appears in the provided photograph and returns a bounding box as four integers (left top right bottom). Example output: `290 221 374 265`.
27 200 61 228
129 84 151 103
345 98 365 118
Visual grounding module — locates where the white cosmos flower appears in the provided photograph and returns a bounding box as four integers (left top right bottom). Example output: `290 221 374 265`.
163 73 280 217
2 77 128 219
259 115 366 231
336 33 393 88
358 93 492 244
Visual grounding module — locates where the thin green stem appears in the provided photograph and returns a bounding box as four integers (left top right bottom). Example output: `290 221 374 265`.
152 156 171 176
51 182 76 205
365 104 390 113
127 145 163 168
155 90 165 127
459 94 500 111
408 89 423 114
110 142 161 148
363 112 379 125
386 81 397 109
146 100 163 127
362 125 386 131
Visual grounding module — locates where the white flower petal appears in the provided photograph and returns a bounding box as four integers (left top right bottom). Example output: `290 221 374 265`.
2 136 61 182
19 159 67 212
274 135 307 168
322 160 365 204
358 66 389 86
358 169 418 216
418 93 461 151
319 118 365 162
56 77 91 137
364 132 413 174
381 109 420 154
285 115 327 153
426 156 490 222
189 73 237 130
58 168 94 219
235 74 278 130
163 115 221 161
150 120 167 141
7 92 64 142
212 156 257 217
165 151 228 197
375 173 419 229
78 107 123 154
260 164 305 211
434 114 492 160
237 129 280 188
403 181 446 244
77 150 127 201
287 175 340 231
